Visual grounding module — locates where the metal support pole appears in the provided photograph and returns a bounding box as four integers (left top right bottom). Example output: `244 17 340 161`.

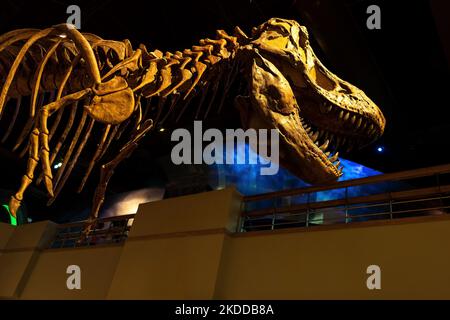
389 199 393 220
345 187 349 223
271 199 277 230
238 201 245 232
306 192 311 227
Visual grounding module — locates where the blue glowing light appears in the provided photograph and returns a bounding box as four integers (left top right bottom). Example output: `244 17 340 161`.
377 146 384 153
209 142 383 197
208 141 396 225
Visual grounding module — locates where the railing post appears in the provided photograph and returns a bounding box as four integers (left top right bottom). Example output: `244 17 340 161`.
436 173 444 210
239 216 245 233
306 192 310 227
345 187 349 223
271 199 276 230
238 201 245 232
389 198 393 220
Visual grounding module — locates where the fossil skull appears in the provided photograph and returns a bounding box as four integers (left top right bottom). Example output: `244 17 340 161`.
237 18 386 184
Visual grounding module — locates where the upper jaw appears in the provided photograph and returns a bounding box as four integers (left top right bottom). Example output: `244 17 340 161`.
252 36 386 146
299 54 386 146
294 85 385 151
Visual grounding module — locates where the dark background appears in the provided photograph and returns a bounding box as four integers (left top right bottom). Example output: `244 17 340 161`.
0 0 449 222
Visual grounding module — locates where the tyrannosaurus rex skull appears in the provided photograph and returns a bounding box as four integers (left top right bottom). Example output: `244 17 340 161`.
238 18 386 184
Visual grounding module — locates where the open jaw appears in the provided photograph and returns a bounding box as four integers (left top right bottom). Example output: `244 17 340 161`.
234 17 386 185
246 52 385 185
291 91 384 184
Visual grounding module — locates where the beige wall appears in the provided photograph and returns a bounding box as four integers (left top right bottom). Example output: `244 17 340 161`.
0 221 57 298
215 218 450 299
20 245 123 300
0 223 15 251
1 187 450 299
106 187 241 299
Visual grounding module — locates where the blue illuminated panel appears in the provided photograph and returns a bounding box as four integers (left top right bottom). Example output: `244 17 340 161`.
209 142 382 197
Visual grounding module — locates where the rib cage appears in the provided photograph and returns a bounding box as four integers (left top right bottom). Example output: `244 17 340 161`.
0 23 245 228
0 30 132 98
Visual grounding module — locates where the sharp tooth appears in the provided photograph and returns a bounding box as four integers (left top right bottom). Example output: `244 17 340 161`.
368 123 374 133
372 125 378 135
325 151 331 157
361 122 369 132
343 112 350 121
334 160 341 168
339 110 344 120
356 117 362 129
311 131 319 142
320 102 333 114
351 114 356 124
360 122 366 131
329 134 335 144
320 139 329 151
330 152 339 162
320 130 326 140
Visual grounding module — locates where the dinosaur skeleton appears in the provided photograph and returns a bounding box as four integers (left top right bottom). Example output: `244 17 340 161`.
0 18 385 232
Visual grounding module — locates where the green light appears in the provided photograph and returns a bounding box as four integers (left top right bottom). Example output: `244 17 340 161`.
2 204 17 226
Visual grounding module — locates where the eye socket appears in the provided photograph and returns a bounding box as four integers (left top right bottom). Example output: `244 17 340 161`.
267 33 281 40
266 85 282 100
337 83 353 94
274 26 290 36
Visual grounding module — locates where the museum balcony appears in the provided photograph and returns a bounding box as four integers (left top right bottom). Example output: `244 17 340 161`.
45 162 450 248
2 163 450 299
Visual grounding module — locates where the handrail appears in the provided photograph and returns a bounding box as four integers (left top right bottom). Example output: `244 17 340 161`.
245 184 450 218
240 163 450 232
243 163 450 202
56 213 135 229
50 213 136 248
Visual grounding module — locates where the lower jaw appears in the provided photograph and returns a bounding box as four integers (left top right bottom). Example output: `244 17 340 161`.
279 142 340 184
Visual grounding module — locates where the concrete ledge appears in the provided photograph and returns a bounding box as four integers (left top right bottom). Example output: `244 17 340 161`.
129 187 242 237
0 221 57 299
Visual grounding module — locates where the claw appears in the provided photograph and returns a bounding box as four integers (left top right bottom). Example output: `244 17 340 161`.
8 196 20 219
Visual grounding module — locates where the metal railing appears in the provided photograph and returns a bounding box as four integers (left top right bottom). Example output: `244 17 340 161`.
239 163 450 232
47 163 450 246
49 214 135 248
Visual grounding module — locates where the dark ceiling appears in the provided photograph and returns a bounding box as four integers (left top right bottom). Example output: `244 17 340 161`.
0 0 449 221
